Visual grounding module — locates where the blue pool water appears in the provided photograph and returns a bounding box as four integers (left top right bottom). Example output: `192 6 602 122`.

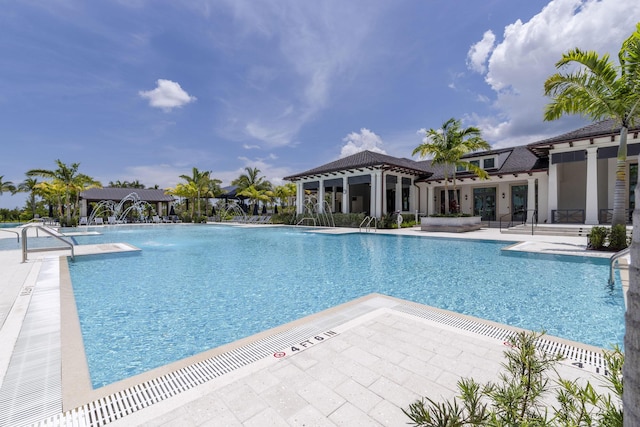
68 225 624 388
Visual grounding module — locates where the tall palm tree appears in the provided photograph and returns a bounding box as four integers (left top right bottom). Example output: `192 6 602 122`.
0 175 16 196
544 26 640 424
544 22 640 227
412 118 490 214
232 167 271 192
16 177 40 218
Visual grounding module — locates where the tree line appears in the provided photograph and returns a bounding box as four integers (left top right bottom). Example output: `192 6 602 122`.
0 162 296 223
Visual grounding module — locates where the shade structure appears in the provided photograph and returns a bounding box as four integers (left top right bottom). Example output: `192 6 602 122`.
262 205 267 214
169 205 176 216
253 204 259 215
274 205 278 214
211 206 216 215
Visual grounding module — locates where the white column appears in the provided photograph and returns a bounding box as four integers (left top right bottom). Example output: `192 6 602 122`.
537 174 549 224
317 179 324 213
526 178 536 223
585 147 599 224
296 182 304 215
395 180 402 212
376 172 383 217
80 199 87 217
157 202 162 216
342 177 349 214
548 163 558 223
427 186 434 215
369 172 379 217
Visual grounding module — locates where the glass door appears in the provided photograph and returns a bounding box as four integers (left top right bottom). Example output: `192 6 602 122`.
511 185 528 222
473 187 496 221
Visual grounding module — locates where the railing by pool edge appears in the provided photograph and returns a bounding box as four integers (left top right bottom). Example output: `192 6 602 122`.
21 223 74 262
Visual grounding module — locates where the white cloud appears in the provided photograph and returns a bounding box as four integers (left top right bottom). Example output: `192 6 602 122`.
213 1 391 147
339 128 387 158
467 30 496 74
139 79 196 111
466 0 640 146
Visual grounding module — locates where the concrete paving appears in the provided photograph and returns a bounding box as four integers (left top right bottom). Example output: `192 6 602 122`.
0 224 624 426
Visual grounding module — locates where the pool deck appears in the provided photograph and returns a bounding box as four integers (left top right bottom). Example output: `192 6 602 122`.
0 224 627 426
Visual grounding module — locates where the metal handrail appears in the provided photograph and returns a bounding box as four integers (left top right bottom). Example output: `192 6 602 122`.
359 216 377 233
609 247 630 286
499 209 537 235
0 228 20 242
21 224 74 262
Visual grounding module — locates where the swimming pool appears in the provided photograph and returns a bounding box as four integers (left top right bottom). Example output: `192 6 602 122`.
69 224 624 388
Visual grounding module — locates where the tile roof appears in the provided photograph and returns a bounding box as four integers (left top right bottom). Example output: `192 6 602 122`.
80 187 175 202
529 119 640 148
283 150 430 180
420 145 546 181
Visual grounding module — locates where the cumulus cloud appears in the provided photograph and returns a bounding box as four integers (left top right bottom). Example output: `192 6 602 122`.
139 79 196 111
465 0 640 147
467 30 496 74
339 128 387 158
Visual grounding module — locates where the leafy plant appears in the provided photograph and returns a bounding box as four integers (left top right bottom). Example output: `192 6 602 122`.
404 331 623 426
588 226 609 250
608 224 629 251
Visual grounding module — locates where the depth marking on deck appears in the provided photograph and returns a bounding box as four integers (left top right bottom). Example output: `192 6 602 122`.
273 330 338 359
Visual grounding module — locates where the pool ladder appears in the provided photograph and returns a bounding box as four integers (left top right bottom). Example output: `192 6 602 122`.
359 216 377 233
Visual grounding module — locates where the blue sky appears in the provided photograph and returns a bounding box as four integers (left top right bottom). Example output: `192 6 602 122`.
1 0 639 208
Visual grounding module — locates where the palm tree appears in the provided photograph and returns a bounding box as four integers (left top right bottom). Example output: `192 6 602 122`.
109 180 146 189
16 177 40 218
27 160 80 222
412 118 490 214
166 182 197 217
238 185 269 215
178 168 212 219
36 180 65 218
0 175 16 196
273 183 296 209
544 23 640 227
232 167 271 192
544 26 640 424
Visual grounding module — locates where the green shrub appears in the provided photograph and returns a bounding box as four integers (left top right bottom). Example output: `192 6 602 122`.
588 226 609 250
404 331 623 426
608 224 629 251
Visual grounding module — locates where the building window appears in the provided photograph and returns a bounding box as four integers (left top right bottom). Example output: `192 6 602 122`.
456 164 466 172
469 160 480 168
483 158 495 169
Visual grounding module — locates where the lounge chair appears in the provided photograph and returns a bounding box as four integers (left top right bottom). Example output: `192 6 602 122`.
79 217 88 226
94 217 104 225
108 216 117 225
152 215 161 224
